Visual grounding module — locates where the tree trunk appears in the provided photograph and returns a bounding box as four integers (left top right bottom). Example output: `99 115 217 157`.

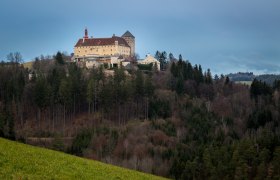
63 104 66 136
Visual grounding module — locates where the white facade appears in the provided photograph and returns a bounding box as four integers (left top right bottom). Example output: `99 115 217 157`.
85 60 100 68
81 55 128 69
138 54 160 70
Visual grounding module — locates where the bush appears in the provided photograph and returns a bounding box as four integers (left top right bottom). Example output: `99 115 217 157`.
137 63 153 71
69 129 92 156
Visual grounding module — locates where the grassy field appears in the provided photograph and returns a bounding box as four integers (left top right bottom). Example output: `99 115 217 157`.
22 61 33 69
0 138 167 180
235 81 252 86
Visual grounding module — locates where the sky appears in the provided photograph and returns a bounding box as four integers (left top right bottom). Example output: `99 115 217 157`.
0 0 279 75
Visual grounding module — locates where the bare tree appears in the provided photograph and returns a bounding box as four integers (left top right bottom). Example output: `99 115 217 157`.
6 52 23 63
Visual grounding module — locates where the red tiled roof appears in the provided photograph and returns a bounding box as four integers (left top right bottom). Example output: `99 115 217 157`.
75 36 130 47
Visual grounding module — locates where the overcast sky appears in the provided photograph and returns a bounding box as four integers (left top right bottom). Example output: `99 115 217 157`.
0 0 279 75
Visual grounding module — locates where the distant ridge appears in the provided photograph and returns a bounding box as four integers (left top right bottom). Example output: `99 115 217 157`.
227 72 255 81
256 74 280 85
227 72 280 85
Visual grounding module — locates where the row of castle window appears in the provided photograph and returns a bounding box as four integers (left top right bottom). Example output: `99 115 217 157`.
79 45 115 48
79 49 129 53
79 44 131 49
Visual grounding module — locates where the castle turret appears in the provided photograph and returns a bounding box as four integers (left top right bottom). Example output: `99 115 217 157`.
122 31 135 57
84 28 89 39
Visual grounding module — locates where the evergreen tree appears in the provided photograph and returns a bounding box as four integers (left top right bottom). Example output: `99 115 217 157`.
170 62 178 77
225 76 230 85
169 53 174 61
87 78 95 114
250 79 272 99
35 75 50 110
179 54 183 61
155 51 161 60
205 69 213 84
135 70 144 98
176 76 184 95
55 51 64 65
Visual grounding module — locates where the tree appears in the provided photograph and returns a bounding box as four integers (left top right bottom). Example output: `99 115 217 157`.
135 71 144 98
7 52 23 63
193 64 204 83
14 52 23 63
205 69 213 84
144 75 154 120
112 68 128 124
68 63 83 115
34 75 50 128
169 53 174 61
273 80 280 90
87 79 95 114
272 147 280 178
155 51 167 71
55 51 64 65
170 62 178 77
0 111 15 140
155 51 161 60
250 79 272 103
176 76 184 95
7 53 15 62
179 54 183 61
225 76 230 85
35 75 50 109
214 74 219 81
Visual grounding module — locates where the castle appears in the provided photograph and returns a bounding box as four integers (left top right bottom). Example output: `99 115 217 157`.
74 28 135 62
73 28 160 71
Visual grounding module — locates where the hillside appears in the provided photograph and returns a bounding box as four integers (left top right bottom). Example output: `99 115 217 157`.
0 138 166 180
22 61 34 69
1 57 280 179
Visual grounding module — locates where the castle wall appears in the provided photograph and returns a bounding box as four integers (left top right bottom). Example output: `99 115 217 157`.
74 44 130 57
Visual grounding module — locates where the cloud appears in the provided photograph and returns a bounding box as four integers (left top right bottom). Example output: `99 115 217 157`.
210 52 280 75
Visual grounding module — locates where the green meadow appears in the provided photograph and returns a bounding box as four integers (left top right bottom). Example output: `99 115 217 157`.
0 138 166 180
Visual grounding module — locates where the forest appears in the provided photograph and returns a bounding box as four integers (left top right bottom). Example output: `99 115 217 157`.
0 51 280 179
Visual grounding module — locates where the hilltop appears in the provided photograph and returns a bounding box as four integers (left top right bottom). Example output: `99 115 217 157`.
0 138 165 180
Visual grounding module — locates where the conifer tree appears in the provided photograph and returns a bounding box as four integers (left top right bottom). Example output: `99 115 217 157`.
55 51 64 65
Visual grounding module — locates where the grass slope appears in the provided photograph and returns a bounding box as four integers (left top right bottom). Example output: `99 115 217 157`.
0 138 166 180
22 61 33 69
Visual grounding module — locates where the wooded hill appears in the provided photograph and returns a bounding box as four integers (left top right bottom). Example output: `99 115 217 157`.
0 52 280 179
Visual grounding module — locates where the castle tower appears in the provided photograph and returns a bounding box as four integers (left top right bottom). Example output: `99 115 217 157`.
122 31 135 57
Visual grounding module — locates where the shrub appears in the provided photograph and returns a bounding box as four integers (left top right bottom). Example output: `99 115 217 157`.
69 129 92 156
